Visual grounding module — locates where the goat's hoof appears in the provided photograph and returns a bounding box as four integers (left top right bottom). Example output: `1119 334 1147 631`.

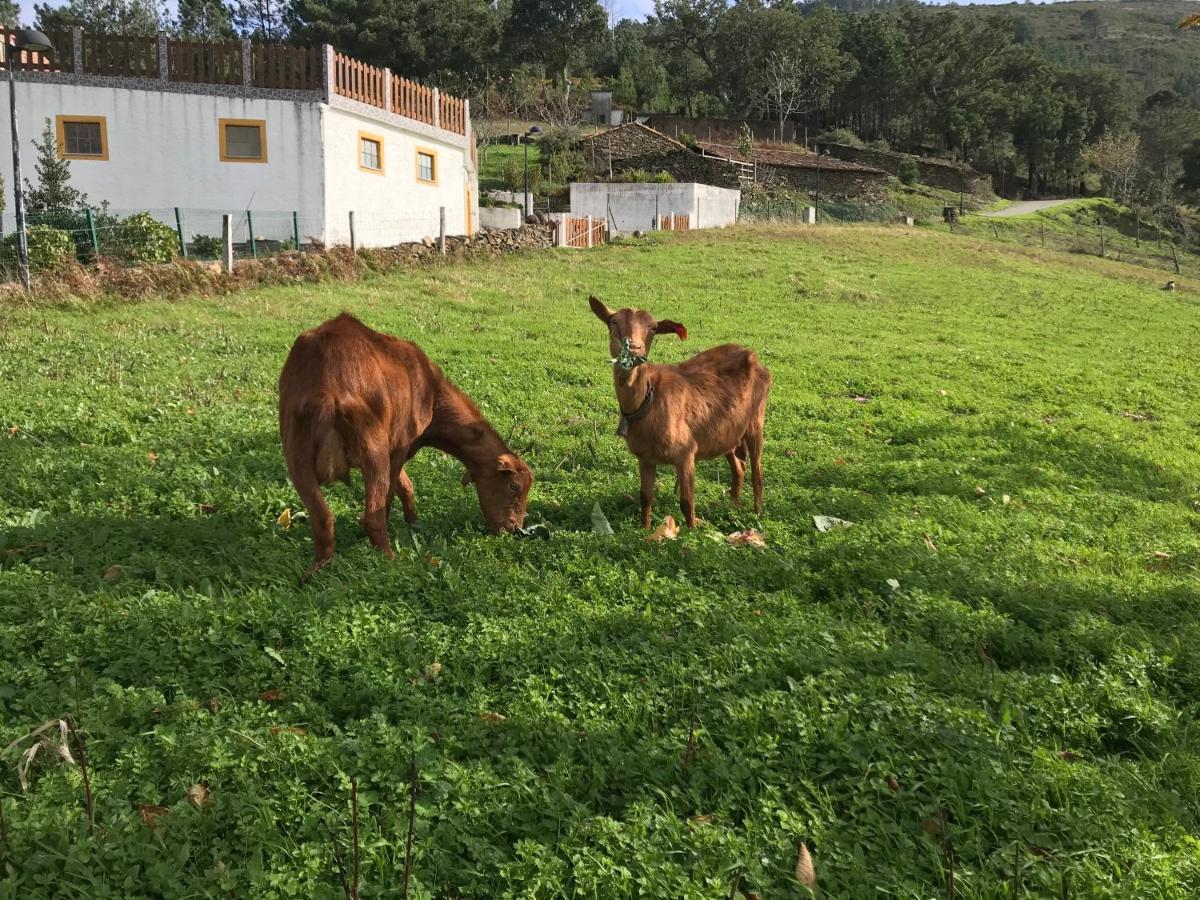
299 557 332 586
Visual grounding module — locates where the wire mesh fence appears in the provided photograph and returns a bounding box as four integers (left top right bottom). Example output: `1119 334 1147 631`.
0 204 470 283
737 196 912 225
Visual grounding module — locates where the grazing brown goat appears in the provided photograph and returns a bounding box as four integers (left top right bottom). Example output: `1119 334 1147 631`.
279 313 532 579
588 296 771 528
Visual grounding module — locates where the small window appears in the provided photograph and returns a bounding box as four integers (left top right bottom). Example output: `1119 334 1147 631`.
219 118 267 162
55 116 108 160
358 132 384 173
416 148 437 184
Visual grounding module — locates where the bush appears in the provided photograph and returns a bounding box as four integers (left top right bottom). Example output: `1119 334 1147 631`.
652 171 675 183
2 224 74 271
545 149 585 183
677 131 699 150
501 158 541 194
815 128 865 148
868 138 892 151
190 234 223 258
537 126 582 158
898 158 920 186
118 212 178 264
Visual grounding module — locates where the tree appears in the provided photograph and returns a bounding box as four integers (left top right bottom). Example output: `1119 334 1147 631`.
24 119 87 214
229 0 287 40
502 0 607 90
1081 129 1140 204
753 7 855 132
1138 90 1200 171
36 0 166 34
174 0 235 39
0 0 18 28
1079 9 1103 41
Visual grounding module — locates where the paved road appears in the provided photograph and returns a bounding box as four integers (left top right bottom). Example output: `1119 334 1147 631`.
981 199 1080 218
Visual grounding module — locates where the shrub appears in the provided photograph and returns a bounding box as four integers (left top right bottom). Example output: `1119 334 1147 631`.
678 131 699 150
2 224 74 271
190 234 223 258
117 212 178 264
501 158 541 194
545 149 585 183
868 138 892 151
815 128 865 148
537 126 582 158
898 158 920 186
652 171 675 183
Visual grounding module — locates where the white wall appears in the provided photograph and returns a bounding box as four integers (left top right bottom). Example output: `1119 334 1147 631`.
322 106 474 248
1 80 325 243
570 182 740 233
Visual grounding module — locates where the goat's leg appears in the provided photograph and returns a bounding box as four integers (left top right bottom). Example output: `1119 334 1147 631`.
286 453 335 577
360 444 395 558
726 450 745 504
396 467 417 523
676 454 697 528
639 459 657 529
746 430 765 515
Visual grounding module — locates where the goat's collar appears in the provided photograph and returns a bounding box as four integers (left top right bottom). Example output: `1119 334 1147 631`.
617 381 654 437
611 338 648 371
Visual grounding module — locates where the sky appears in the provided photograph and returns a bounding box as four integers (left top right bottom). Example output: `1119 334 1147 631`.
19 0 1064 33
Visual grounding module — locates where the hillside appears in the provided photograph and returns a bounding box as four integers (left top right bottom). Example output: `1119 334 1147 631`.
954 0 1200 107
3 226 1200 895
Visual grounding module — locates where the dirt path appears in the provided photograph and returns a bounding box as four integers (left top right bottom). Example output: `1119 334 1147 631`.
981 199 1081 218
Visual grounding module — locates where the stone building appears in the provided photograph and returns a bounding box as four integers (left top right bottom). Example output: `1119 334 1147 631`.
697 142 890 203
816 143 993 196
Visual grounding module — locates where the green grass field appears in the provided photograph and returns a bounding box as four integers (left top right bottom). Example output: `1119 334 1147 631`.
2 226 1200 897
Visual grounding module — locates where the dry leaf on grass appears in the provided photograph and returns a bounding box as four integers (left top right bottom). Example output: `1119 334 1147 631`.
1002 494 1011 505
101 564 124 583
688 813 714 825
886 775 900 793
479 711 507 724
422 661 443 681
422 552 441 568
258 689 283 703
186 783 212 809
1152 551 1172 560
795 841 818 892
974 485 986 496
728 529 766 548
270 725 307 736
146 451 158 466
646 516 679 542
276 508 292 530
923 533 938 553
1058 750 1083 762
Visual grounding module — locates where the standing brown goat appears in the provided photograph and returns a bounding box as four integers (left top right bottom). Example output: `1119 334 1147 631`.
588 296 771 528
279 313 533 579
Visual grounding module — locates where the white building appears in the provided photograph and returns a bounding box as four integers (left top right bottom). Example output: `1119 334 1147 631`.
1 31 478 248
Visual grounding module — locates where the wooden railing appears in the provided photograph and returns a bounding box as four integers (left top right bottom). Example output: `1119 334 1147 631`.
83 32 159 77
0 29 70 71
251 44 321 90
561 217 608 248
170 39 240 85
334 52 386 108
392 75 434 125
659 214 690 232
439 93 466 135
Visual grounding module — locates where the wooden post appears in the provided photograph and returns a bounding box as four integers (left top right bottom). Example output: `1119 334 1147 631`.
221 214 233 273
1040 222 1045 248
292 211 300 251
85 208 99 258
348 211 357 252
383 67 392 111
174 207 187 258
433 88 440 129
1171 243 1181 275
439 206 446 255
247 210 257 259
586 215 593 248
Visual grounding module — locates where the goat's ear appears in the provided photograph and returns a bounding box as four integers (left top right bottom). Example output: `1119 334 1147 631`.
655 320 688 340
497 454 520 475
460 469 473 486
589 295 615 324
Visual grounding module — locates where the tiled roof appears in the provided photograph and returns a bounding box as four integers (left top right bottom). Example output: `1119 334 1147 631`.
697 141 888 174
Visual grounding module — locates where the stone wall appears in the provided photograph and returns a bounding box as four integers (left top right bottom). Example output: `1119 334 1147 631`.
610 150 740 189
818 143 993 196
579 123 684 168
643 115 798 144
757 165 889 204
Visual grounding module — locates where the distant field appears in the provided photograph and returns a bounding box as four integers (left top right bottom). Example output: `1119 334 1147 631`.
2 227 1200 896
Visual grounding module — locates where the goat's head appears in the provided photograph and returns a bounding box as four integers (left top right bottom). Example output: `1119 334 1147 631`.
588 296 687 363
462 453 534 533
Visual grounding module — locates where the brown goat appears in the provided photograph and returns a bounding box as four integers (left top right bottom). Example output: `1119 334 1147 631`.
588 296 771 528
279 313 532 578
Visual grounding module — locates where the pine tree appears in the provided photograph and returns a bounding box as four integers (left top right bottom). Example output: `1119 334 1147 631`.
24 119 88 214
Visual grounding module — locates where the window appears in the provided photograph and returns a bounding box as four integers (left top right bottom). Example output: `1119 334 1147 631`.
416 148 437 184
358 132 384 173
219 118 267 162
55 116 108 160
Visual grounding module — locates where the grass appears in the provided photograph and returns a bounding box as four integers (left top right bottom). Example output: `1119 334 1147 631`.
2 225 1200 897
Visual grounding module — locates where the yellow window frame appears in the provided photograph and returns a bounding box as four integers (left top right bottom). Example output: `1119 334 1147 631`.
415 146 438 185
219 118 268 163
55 115 108 161
358 131 385 174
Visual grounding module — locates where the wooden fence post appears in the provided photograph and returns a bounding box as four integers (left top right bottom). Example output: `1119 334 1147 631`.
433 88 440 129
586 216 593 248
246 210 257 259
383 67 392 111
292 211 300 251
222 214 233 273
1171 243 1181 275
174 207 187 258
439 207 446 255
348 211 357 252
85 208 99 258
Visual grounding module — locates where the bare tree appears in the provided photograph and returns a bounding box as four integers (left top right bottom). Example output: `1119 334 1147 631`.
1081 130 1140 205
534 81 588 129
762 50 809 137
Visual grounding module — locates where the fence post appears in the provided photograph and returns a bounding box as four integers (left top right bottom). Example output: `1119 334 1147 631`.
433 88 440 129
174 207 186 258
348 211 357 252
439 206 446 255
292 211 300 251
157 34 168 81
240 38 252 88
383 67 392 111
246 210 257 259
1040 222 1045 248
221 214 233 274
1098 223 1105 259
1171 243 1181 275
320 44 335 105
86 208 99 258
71 26 83 75
654 194 659 230
586 215 593 248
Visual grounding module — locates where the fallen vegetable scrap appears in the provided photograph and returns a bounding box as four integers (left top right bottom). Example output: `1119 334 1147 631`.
646 516 679 542
727 529 766 547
